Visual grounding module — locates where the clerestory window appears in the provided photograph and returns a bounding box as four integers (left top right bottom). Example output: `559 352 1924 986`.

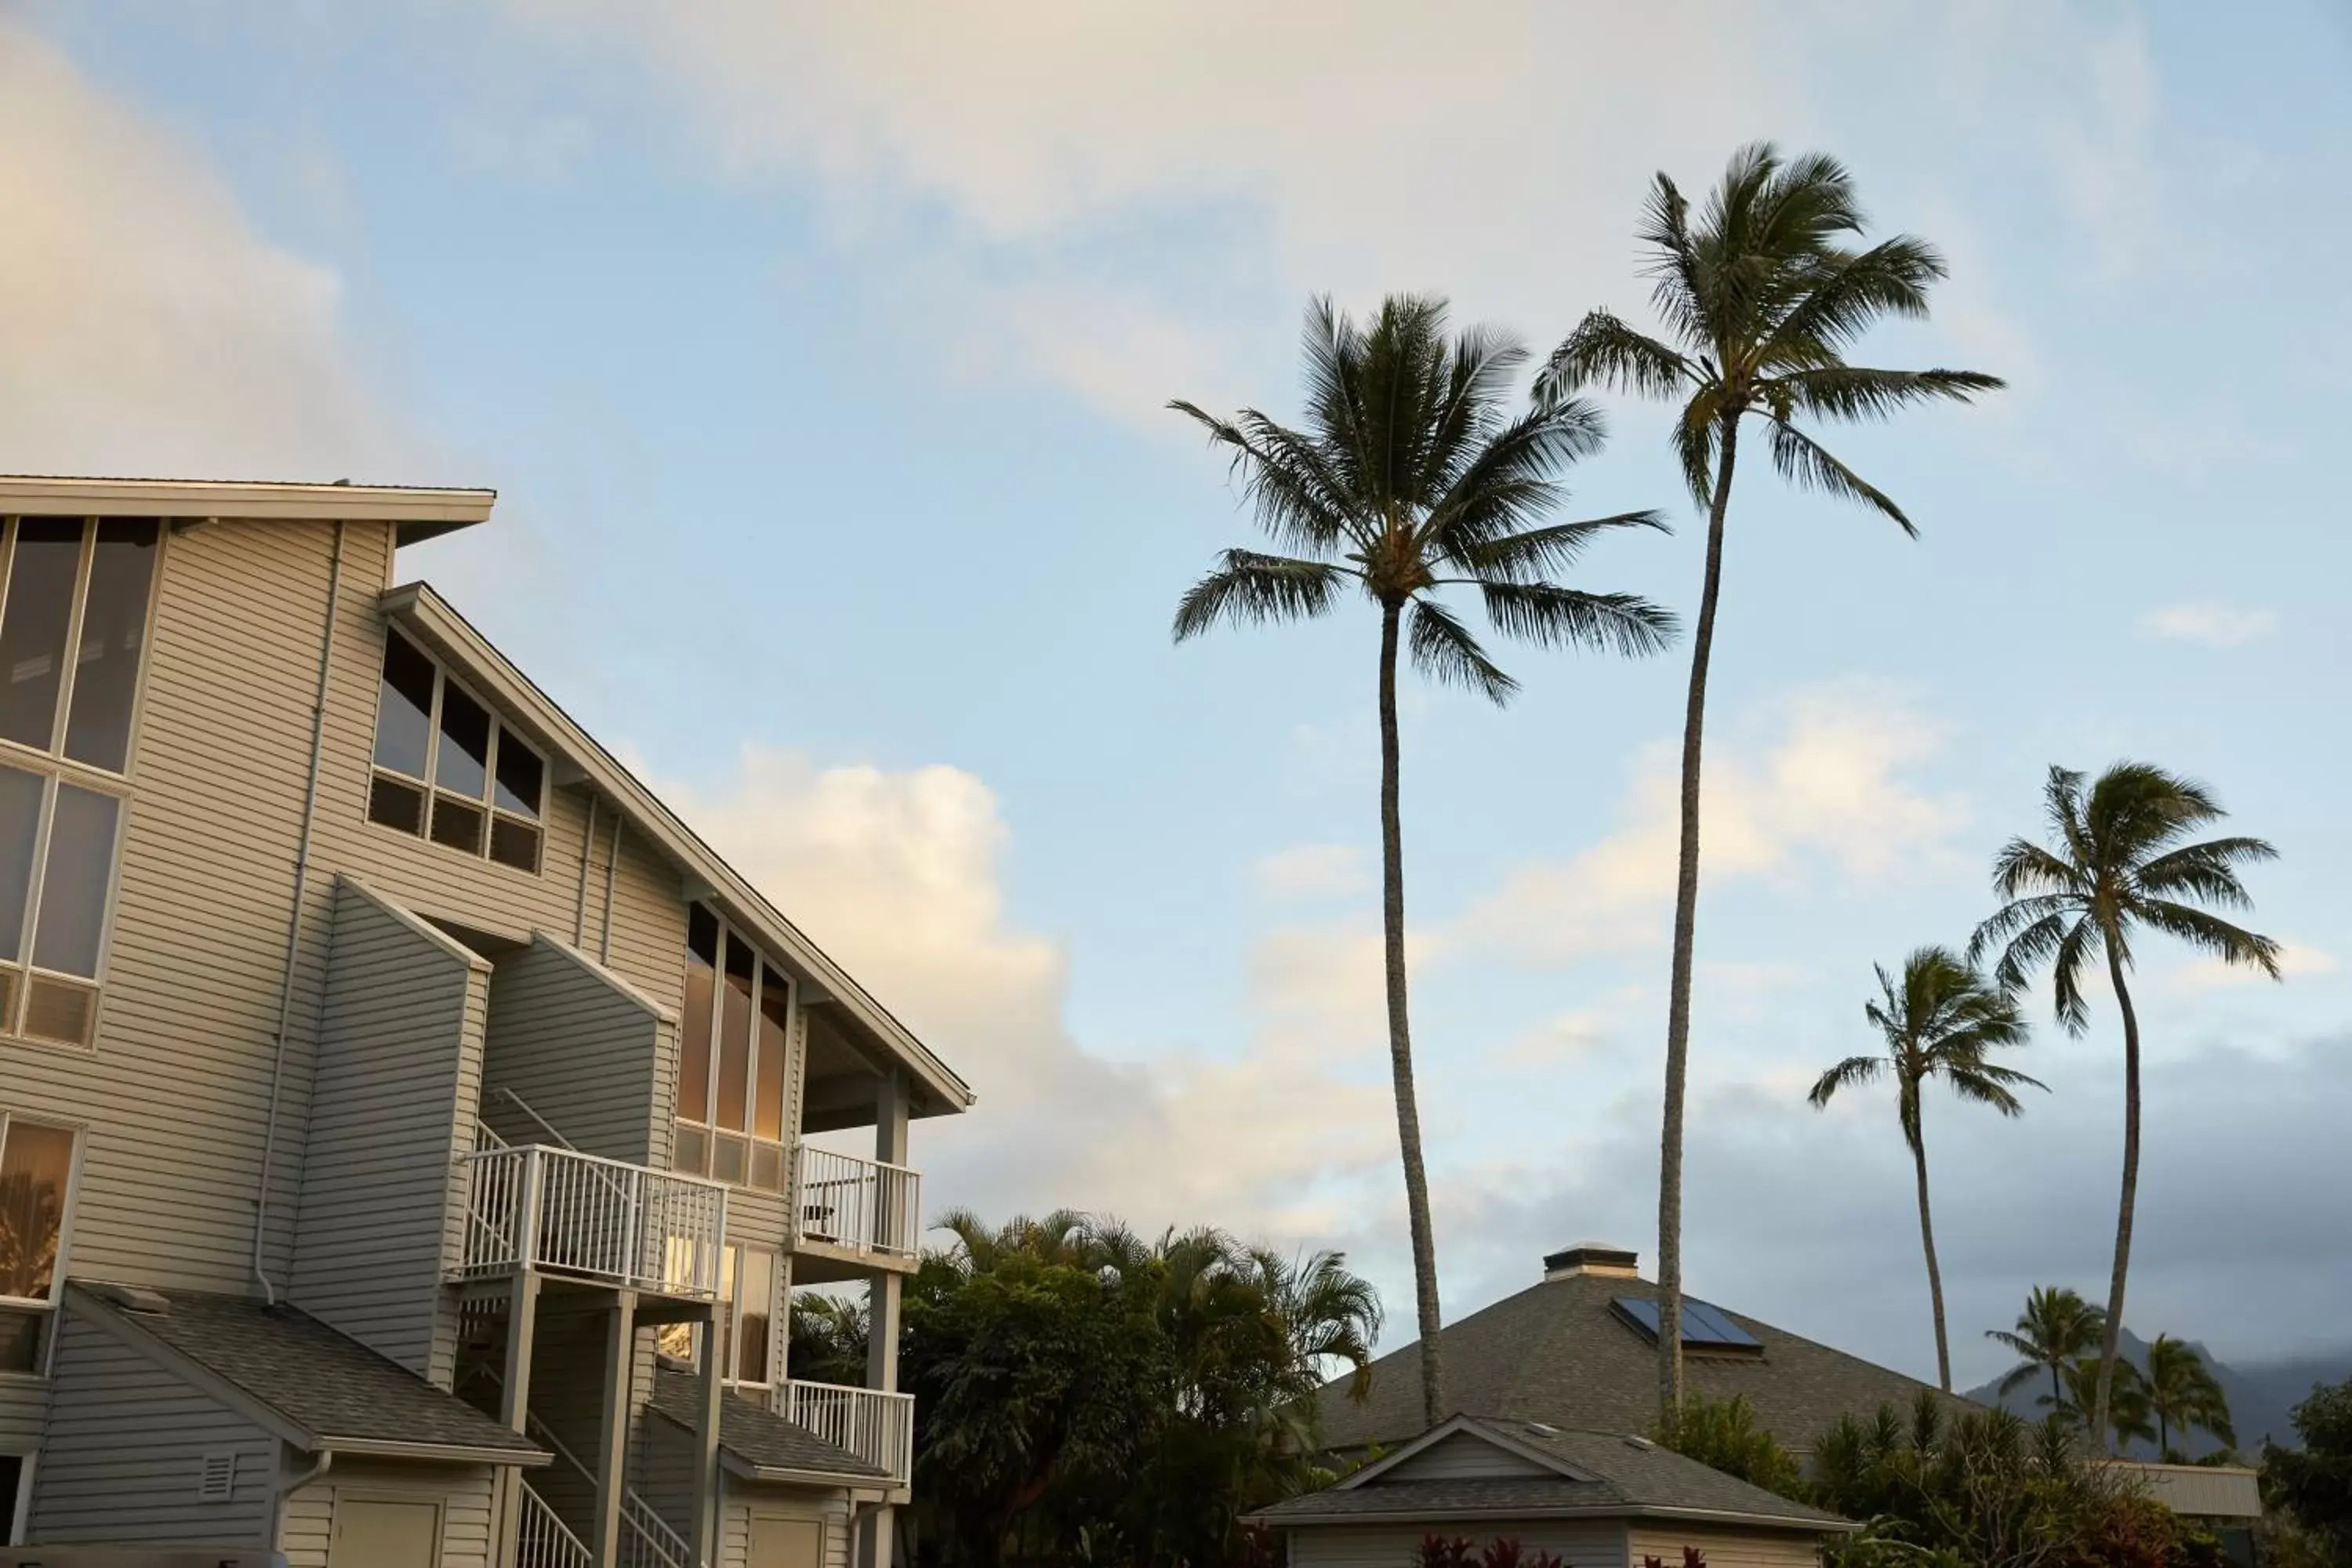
366 630 546 873
670 905 793 1192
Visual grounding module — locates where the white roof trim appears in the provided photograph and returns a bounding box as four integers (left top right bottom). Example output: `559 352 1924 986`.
0 474 495 525
1337 1414 1599 1490
381 581 973 1114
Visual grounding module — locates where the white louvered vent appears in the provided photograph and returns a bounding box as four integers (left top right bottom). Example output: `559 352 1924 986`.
197 1450 237 1501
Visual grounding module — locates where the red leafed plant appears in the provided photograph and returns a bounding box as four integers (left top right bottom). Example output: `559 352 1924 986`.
1415 1534 1478 1568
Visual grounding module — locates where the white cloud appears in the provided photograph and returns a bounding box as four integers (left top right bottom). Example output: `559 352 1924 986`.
1455 684 1965 967
2173 942 2334 992
1254 844 1371 902
2141 603 2279 647
658 745 1397 1239
0 23 412 480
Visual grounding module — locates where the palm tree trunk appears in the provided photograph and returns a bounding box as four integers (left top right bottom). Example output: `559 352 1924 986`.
1377 599 1445 1429
1907 1106 1953 1392
1658 413 1740 1426
2093 940 2143 1451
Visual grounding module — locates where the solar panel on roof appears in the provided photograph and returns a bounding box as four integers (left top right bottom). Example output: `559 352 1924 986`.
1610 1296 1763 1351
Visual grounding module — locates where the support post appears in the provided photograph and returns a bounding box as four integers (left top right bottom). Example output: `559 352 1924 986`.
862 1070 910 1568
497 1273 542 1568
592 1289 637 1566
692 1303 724 1564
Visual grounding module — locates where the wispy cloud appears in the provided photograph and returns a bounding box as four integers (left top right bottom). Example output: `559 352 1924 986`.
2140 603 2279 647
2173 942 2335 991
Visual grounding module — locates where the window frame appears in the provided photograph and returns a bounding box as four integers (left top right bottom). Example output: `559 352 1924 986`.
0 758 132 1051
365 630 547 874
0 1112 85 1381
0 516 169 781
670 905 796 1192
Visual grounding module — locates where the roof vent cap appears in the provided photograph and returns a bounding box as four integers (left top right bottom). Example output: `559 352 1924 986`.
1622 1435 1656 1452
85 1280 171 1315
1543 1243 1640 1281
1525 1422 1561 1437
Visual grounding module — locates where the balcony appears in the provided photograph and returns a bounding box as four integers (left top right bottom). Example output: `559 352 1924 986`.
461 1142 728 1298
784 1380 916 1485
792 1146 921 1270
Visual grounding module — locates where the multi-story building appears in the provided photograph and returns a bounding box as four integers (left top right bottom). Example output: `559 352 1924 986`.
0 476 971 1567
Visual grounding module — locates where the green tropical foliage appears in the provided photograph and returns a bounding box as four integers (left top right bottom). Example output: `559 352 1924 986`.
2143 1336 2236 1460
1971 763 2280 1446
1537 141 2002 1421
1811 947 2040 1390
2262 1375 2352 1563
869 1209 1381 1568
1987 1287 2108 1416
1171 293 1675 1427
1654 1392 1807 1498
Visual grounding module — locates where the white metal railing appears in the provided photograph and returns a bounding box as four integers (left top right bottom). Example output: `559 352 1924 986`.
517 1479 593 1568
793 1146 921 1261
621 1491 698 1568
785 1379 915 1484
460 1143 727 1298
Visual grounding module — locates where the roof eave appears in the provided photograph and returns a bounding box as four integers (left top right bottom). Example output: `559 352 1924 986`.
1252 1503 1853 1534
382 582 974 1116
314 1434 553 1468
0 474 495 537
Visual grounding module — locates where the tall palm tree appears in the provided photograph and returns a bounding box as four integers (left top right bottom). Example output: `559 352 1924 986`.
1172 295 1677 1428
1538 143 2002 1421
1971 763 2280 1446
1986 1285 2106 1414
2145 1334 2236 1458
1809 948 2042 1392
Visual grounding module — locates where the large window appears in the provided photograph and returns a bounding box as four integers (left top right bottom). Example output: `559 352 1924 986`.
367 631 546 873
0 1116 78 1375
671 906 793 1192
655 1241 779 1386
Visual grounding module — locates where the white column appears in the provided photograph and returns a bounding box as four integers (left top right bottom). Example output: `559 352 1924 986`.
861 1071 910 1568
591 1289 637 1567
496 1273 541 1568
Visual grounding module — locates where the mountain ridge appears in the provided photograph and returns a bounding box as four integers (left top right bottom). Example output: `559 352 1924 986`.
1965 1328 2351 1456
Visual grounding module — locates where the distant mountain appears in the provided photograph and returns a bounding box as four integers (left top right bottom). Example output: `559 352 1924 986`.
1965 1329 2352 1457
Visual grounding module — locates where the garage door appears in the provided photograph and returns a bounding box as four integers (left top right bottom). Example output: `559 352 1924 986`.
331 1498 441 1568
749 1515 822 1568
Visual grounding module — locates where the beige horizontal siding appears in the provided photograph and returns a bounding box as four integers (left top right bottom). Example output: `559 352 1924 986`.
1290 1521 1626 1568
1626 1523 1828 1568
1383 1432 1555 1482
0 1379 46 1450
278 1457 501 1568
29 1305 279 1544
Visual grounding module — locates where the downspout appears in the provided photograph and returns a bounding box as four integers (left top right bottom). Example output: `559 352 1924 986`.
598 813 622 965
252 519 346 1306
573 793 597 946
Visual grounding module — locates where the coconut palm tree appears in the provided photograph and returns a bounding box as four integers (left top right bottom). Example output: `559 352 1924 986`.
1172 294 1677 1427
2063 1355 2156 1451
1970 763 2280 1446
1537 143 2003 1422
2146 1334 2237 1458
1809 948 2042 1392
1986 1285 2107 1415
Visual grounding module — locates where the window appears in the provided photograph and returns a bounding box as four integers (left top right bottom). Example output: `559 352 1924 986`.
655 1243 779 1384
0 764 125 1047
0 1116 78 1374
367 631 546 872
670 906 793 1191
0 517 162 776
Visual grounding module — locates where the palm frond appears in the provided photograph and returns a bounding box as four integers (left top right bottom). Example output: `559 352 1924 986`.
1768 365 2007 423
1168 399 1363 556
1808 1054 1884 1108
2136 837 2278 906
1171 551 1352 641
1472 581 1679 659
1989 840 2084 902
1446 511 1671 584
1766 237 1954 355
1406 596 1515 704
1535 310 1695 406
2137 899 2283 979
1765 418 1915 535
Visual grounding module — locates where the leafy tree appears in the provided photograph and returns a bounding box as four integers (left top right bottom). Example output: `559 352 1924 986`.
1171 294 1675 1425
1809 947 2041 1391
787 1288 869 1387
1656 1392 1806 1499
1986 1286 2107 1415
2144 1336 2236 1459
2263 1375 2352 1561
1971 763 2280 1446
1537 143 2002 1421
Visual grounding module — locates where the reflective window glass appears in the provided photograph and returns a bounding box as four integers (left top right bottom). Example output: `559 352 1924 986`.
755 964 789 1142
717 934 754 1133
0 1121 74 1301
735 1247 775 1384
0 768 41 962
434 683 491 799
681 907 717 1123
373 633 437 778
493 733 543 819
31 785 118 978
0 521 83 753
61 520 160 773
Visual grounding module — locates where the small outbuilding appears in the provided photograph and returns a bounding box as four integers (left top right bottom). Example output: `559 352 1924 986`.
1251 1414 1853 1568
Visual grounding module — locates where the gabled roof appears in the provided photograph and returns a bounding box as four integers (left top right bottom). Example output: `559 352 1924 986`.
1314 1269 1973 1453
68 1283 549 1466
0 474 494 543
645 1367 892 1486
1253 1414 1849 1532
383 581 973 1120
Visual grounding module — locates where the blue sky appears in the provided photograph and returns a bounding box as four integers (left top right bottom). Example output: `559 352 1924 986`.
5 2 2349 1387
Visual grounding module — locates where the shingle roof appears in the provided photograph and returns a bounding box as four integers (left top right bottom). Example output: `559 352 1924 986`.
646 1367 889 1479
1254 1417 1848 1531
74 1284 544 1459
1313 1271 1976 1453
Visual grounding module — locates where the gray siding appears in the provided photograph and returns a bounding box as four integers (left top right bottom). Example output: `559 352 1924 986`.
1625 1523 1825 1568
482 935 673 1165
1290 1522 1625 1568
289 876 488 1385
278 1457 500 1568
30 1307 278 1545
1381 1433 1555 1482
0 1380 49 1451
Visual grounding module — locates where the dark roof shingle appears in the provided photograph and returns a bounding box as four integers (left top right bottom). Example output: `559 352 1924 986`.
647 1367 888 1479
75 1284 543 1458
1314 1272 1974 1452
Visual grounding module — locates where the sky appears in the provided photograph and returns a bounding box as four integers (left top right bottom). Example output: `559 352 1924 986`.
5 1 2350 1390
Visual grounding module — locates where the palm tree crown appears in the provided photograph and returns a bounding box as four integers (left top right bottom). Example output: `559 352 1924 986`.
1811 946 2040 1392
2145 1334 2237 1457
1174 294 1676 686
1537 142 2002 1424
1986 1285 2106 1411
